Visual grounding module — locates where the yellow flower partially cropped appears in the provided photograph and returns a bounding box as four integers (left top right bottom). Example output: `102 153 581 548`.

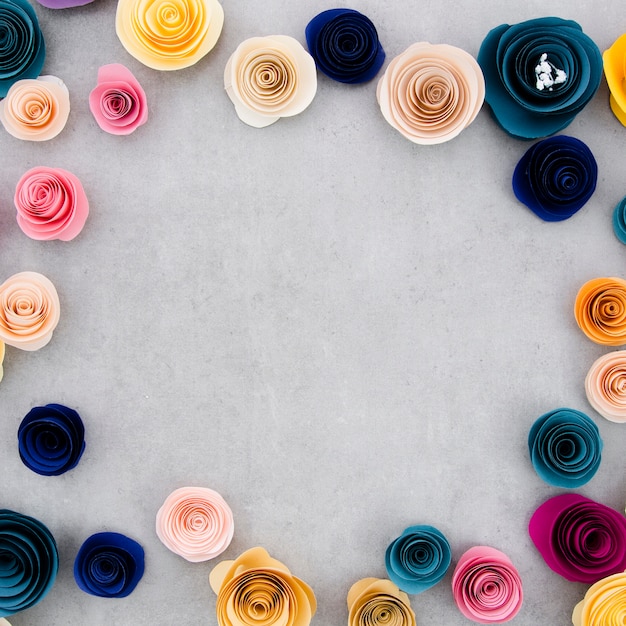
572 571 626 625
603 34 626 126
347 578 416 626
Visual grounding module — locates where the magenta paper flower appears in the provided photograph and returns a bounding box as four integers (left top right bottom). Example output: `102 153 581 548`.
35 0 94 8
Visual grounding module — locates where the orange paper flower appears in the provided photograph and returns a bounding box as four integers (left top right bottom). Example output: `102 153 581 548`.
603 34 626 126
572 571 626 626
575 277 626 346
347 578 416 626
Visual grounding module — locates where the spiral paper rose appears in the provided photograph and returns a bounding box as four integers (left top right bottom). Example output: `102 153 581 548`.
18 403 86 476
477 17 602 139
575 277 626 346
14 166 89 241
74 532 145 598
512 135 597 222
572 571 626 626
528 408 602 488
603 34 626 127
385 525 451 594
347 578 416 626
36 0 93 8
376 42 484 145
0 509 58 617
0 271 60 351
0 0 45 97
585 351 626 423
529 493 626 583
116 0 223 70
209 547 317 626
451 546 523 624
224 35 317 128
89 64 147 135
305 9 385 84
155 486 233 562
0 75 70 141
612 196 626 244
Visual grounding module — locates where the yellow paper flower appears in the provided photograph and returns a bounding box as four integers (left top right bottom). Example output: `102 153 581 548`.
347 578 416 626
116 0 224 71
603 34 626 126
572 571 626 625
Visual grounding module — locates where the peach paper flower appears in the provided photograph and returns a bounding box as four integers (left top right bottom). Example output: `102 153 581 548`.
347 578 416 626
603 34 626 126
585 351 626 423
575 277 626 346
0 76 70 141
224 36 317 128
377 42 484 144
572 571 626 626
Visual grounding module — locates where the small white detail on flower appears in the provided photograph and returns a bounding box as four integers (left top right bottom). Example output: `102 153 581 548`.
534 53 567 91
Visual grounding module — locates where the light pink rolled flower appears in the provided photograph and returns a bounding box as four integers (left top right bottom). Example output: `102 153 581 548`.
14 167 89 241
156 487 234 562
585 351 626 423
89 64 148 135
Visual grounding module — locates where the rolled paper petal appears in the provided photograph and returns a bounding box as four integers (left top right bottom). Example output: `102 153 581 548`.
347 578 416 626
572 571 626 626
15 166 89 240
0 509 58 617
603 34 626 127
385 525 451 594
575 277 626 346
512 135 597 221
0 341 4 383
0 0 45 97
89 63 148 135
224 35 317 128
0 271 60 351
305 9 385 84
451 546 523 624
116 0 224 71
35 0 93 8
528 408 602 488
529 493 626 583
585 351 626 423
0 75 70 141
209 546 316 626
477 17 602 139
155 486 233 562
18 403 86 476
376 42 484 145
612 196 626 244
74 532 145 598
0 619 12 625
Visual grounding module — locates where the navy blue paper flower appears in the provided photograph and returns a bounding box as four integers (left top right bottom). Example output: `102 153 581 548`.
305 8 384 83
0 0 46 97
74 532 145 598
18 403 86 476
477 17 602 139
385 525 451 594
0 509 58 617
613 196 626 244
512 135 597 221
528 408 602 488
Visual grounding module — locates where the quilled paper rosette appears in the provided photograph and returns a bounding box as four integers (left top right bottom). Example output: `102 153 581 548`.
385 524 451 594
572 571 626 626
347 578 416 626
612 196 626 244
18 403 86 476
575 277 626 346
512 135 597 221
528 493 626 583
0 271 60 351
585 351 626 423
0 509 58 617
116 0 224 71
209 547 317 626
35 0 93 8
451 546 523 624
224 35 318 128
74 532 145 598
155 486 233 562
305 8 385 84
477 17 602 139
376 41 484 145
603 34 626 127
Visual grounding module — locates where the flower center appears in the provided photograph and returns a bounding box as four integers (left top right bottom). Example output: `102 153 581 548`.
534 53 567 91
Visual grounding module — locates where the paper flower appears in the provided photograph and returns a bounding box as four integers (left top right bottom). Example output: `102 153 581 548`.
0 0 45 98
451 546 523 624
18 403 86 476
572 571 626 626
512 135 597 221
612 196 626 244
74 532 145 598
529 493 626 583
0 271 60 351
0 76 70 141
376 42 484 145
385 525 451 594
585 351 626 423
304 9 385 84
0 619 12 625
477 17 602 139
14 166 89 241
603 34 626 126
575 277 626 346
347 578 416 626
0 509 58 617
116 0 223 71
0 341 4 383
224 36 317 128
528 408 602 488
209 546 316 626
35 0 93 8
155 486 233 562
